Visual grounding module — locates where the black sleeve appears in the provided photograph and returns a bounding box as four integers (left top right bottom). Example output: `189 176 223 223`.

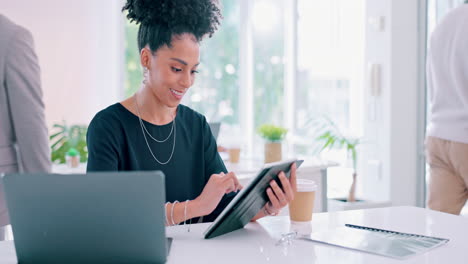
86 114 121 172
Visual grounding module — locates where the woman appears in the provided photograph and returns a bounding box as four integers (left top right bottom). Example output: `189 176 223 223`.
87 0 297 225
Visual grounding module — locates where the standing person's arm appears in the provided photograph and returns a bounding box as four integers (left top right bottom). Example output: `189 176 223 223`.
5 27 51 173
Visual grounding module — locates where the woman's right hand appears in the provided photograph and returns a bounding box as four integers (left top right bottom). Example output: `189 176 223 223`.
194 172 242 216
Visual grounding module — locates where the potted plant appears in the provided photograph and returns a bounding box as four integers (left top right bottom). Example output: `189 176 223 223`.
315 118 360 202
257 124 288 163
49 121 88 165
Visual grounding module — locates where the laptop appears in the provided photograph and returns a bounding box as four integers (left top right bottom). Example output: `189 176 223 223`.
2 171 170 264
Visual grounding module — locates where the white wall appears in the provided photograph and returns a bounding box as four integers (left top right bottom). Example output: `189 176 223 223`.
361 0 391 202
361 0 423 206
1 0 123 128
388 0 421 206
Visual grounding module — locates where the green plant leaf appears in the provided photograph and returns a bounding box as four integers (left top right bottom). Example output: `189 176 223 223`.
311 116 361 173
49 131 63 140
49 122 88 164
257 124 288 141
52 124 65 129
50 136 66 150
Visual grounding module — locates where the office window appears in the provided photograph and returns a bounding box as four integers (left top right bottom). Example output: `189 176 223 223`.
123 0 365 164
252 0 285 128
295 0 365 198
124 18 140 98
294 0 364 157
183 1 240 125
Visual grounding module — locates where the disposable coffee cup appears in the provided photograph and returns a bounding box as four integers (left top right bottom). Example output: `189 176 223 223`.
289 179 317 222
228 147 241 163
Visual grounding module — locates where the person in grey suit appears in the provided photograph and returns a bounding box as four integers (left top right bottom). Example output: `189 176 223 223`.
0 14 51 229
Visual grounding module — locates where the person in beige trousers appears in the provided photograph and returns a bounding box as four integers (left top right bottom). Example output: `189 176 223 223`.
426 2 468 215
0 14 51 233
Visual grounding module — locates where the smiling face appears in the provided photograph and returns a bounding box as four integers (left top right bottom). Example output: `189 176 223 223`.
141 33 200 108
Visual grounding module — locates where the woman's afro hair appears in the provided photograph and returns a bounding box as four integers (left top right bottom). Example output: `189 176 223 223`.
122 0 222 51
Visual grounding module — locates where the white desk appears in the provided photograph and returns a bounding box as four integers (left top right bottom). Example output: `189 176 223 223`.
171 206 466 263
0 206 465 263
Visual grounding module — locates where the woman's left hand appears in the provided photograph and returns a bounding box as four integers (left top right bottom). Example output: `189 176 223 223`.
264 162 297 215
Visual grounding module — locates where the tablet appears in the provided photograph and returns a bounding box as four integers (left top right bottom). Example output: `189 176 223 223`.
204 159 304 239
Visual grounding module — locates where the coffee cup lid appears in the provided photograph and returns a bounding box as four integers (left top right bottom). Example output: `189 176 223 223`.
296 179 317 192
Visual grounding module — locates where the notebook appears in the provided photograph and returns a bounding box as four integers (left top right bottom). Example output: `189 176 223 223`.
301 224 449 259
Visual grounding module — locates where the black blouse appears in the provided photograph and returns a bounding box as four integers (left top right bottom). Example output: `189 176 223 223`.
86 103 235 222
